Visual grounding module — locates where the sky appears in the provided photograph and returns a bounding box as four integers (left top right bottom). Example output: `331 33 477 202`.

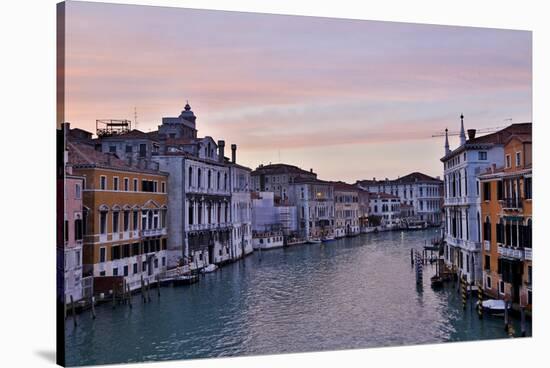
64 1 532 182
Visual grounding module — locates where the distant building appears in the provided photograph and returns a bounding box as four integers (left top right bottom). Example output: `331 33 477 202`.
479 131 532 310
229 160 254 258
251 191 298 235
288 178 335 239
357 172 443 226
68 139 169 291
357 188 371 233
332 182 360 237
369 192 401 229
440 116 531 284
251 163 317 201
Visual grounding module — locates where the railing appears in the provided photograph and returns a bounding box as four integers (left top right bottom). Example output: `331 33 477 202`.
498 245 525 260
524 248 532 261
142 228 166 237
501 197 523 210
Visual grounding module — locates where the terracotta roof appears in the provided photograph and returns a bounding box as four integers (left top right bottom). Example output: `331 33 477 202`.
67 141 167 175
331 181 359 192
466 123 531 145
98 129 158 141
252 163 316 177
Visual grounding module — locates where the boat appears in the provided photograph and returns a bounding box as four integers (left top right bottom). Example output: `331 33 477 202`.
406 219 428 230
172 274 199 286
307 238 322 244
321 235 335 242
479 299 507 315
286 238 307 246
201 264 218 273
430 275 444 289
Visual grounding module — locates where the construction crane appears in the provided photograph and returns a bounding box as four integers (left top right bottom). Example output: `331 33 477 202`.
431 118 512 138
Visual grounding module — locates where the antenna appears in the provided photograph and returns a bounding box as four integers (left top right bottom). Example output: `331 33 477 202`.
134 107 138 130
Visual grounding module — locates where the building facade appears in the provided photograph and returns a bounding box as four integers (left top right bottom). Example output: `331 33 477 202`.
479 133 532 310
441 117 531 284
288 178 335 240
357 172 443 226
369 192 401 228
68 141 169 291
333 182 360 237
251 163 317 201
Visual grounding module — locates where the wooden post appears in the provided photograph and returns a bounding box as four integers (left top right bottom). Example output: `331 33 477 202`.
140 275 146 303
461 276 467 310
157 275 160 298
70 295 77 327
410 248 414 266
127 283 132 309
91 296 96 319
146 279 151 302
112 283 116 309
477 282 483 319
520 306 526 337
504 301 509 332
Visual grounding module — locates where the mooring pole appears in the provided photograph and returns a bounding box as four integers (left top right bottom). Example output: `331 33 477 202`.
70 295 77 327
91 296 96 320
477 281 483 319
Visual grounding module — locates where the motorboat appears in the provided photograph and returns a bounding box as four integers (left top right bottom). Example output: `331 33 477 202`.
478 299 507 315
307 238 322 244
321 235 336 242
201 264 218 273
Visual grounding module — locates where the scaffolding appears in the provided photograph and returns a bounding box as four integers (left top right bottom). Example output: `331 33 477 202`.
96 119 132 137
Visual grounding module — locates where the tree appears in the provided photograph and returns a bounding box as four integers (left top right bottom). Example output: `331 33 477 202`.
367 215 382 227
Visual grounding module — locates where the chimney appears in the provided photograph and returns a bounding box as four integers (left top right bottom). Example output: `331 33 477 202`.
467 129 476 140
218 140 225 163
310 168 313 173
231 144 237 163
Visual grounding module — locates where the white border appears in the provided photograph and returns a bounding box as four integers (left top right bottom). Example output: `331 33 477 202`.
1 0 548 368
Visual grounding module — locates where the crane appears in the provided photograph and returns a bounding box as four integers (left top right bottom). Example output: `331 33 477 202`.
431 118 512 137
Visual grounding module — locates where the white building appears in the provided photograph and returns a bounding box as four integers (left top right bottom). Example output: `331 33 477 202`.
357 172 443 226
440 116 531 283
369 192 401 229
251 191 298 234
230 159 253 258
251 163 317 201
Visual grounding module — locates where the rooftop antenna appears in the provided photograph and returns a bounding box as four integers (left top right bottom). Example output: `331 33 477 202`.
134 107 138 130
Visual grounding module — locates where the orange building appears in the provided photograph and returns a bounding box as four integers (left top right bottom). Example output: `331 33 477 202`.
480 133 532 311
68 139 169 292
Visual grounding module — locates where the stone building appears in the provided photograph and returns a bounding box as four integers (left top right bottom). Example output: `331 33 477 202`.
332 182 360 237
479 130 532 310
251 163 317 201
368 192 401 229
68 140 169 291
287 178 335 240
440 115 531 284
357 172 443 226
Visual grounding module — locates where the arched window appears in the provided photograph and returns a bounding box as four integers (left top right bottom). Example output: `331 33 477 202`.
208 170 212 189
188 167 193 188
224 173 228 190
217 172 221 190
197 168 202 189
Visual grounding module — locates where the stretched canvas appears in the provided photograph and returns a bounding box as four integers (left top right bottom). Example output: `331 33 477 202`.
57 1 533 366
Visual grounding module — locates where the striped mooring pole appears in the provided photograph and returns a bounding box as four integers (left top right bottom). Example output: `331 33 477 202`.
477 281 483 319
461 276 467 310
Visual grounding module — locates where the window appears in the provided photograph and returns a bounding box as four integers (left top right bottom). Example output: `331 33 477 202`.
524 177 532 199
153 181 158 192
75 184 81 199
75 250 81 267
499 280 505 294
100 176 107 190
123 243 130 258
113 177 119 191
74 218 83 240
483 182 491 201
113 267 118 276
516 152 522 167
141 180 155 192
123 211 129 231
478 151 487 160
133 178 138 192
161 182 166 193
123 265 129 277
111 245 121 260
124 178 129 191
109 146 116 153
100 211 107 234
506 154 511 168
132 243 140 256
133 263 138 274
484 255 490 271
486 276 492 289
99 247 106 263
113 211 119 233
189 167 193 188
125 145 132 153
139 144 147 158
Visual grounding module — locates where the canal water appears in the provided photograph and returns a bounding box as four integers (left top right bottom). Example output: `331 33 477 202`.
65 229 531 366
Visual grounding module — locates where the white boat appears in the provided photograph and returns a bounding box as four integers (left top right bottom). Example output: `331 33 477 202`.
478 299 507 315
201 264 218 273
321 235 335 242
307 238 322 244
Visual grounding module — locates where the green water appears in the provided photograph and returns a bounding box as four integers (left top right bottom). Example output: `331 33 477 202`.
65 229 531 366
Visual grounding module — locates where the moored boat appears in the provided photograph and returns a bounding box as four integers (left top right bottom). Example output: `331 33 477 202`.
307 238 322 244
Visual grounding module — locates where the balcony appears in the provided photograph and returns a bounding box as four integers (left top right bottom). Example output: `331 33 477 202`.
443 197 469 206
498 245 525 260
501 198 523 211
142 228 167 237
524 248 532 261
445 235 480 252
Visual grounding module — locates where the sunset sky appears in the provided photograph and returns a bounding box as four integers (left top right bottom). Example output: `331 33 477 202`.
64 1 532 182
